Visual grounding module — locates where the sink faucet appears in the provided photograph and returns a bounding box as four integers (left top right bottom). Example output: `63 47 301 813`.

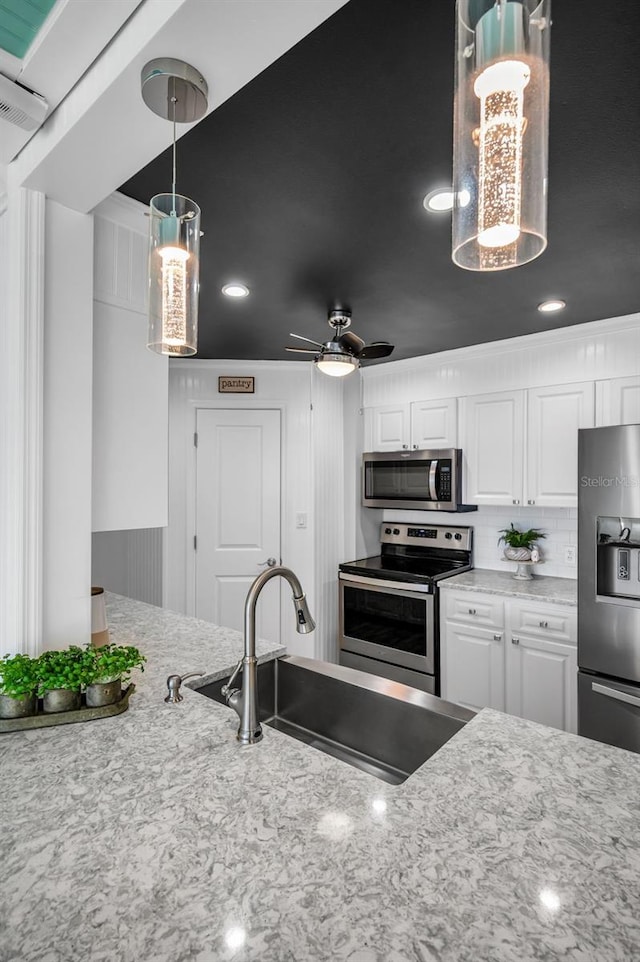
222 565 315 745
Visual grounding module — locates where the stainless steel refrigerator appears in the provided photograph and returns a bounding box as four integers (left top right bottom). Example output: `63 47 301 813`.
578 424 640 753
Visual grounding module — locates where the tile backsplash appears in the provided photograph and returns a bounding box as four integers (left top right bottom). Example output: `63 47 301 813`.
382 506 577 579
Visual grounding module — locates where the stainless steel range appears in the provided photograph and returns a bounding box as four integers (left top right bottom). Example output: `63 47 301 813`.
338 522 473 695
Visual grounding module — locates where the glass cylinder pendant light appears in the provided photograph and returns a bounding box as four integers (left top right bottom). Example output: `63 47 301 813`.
141 59 208 354
452 1 551 271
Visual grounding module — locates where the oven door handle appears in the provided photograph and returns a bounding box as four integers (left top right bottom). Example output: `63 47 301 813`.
592 681 640 710
428 459 438 502
339 573 433 594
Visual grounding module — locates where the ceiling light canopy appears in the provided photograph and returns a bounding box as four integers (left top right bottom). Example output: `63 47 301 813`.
222 283 250 298
452 0 551 272
142 58 208 356
538 298 566 313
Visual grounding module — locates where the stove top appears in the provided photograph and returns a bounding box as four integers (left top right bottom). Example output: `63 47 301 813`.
339 522 473 586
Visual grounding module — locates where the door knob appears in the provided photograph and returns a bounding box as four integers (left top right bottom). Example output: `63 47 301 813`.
258 557 278 568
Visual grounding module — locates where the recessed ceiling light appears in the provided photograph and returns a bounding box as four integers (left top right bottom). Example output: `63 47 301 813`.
222 282 250 298
423 188 470 212
537 299 566 313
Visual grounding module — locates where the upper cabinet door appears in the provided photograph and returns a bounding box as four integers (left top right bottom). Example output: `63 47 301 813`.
526 382 595 507
410 398 457 449
461 390 525 506
595 376 640 426
364 403 410 451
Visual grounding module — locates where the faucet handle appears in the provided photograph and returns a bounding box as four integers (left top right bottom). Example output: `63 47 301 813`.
164 671 204 703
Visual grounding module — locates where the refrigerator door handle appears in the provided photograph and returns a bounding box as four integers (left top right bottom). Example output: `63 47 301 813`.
592 681 640 710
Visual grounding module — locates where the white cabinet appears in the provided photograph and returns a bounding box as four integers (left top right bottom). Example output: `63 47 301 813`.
442 621 505 713
441 589 577 733
365 398 457 452
365 403 410 451
460 390 525 506
526 382 595 507
506 634 577 734
596 375 640 426
461 383 594 508
411 398 458 449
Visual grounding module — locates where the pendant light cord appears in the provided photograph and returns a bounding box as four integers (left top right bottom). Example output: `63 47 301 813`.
171 88 177 216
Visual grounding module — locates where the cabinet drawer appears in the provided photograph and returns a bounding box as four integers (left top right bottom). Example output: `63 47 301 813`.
444 591 504 629
510 602 576 644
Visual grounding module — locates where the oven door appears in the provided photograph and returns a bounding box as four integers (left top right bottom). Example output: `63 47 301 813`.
339 573 435 675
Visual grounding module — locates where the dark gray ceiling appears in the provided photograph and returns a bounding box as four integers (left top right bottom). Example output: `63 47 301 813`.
120 0 640 365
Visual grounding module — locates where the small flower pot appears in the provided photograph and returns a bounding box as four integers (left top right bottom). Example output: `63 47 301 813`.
0 692 37 719
85 678 121 708
504 547 532 562
42 688 81 714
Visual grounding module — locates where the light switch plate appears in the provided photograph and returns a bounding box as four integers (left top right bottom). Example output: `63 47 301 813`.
564 545 577 565
296 512 307 529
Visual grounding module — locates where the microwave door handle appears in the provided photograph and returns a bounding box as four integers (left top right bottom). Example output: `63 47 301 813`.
428 460 438 502
592 681 640 709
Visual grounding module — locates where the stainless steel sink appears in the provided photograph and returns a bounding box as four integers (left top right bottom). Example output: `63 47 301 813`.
196 655 474 784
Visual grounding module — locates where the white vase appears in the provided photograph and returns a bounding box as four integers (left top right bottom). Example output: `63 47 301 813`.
504 546 531 561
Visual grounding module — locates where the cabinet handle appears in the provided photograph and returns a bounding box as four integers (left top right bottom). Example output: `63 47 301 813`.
512 637 520 645
539 620 549 628
412 444 418 449
468 608 477 615
527 499 535 505
402 444 408 450
494 634 502 642
513 499 520 505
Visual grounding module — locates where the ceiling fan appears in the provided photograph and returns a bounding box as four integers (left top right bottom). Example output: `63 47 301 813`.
286 309 395 377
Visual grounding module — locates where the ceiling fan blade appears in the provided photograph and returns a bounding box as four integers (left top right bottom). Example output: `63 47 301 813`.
359 342 395 359
338 331 365 355
289 332 324 348
285 347 319 354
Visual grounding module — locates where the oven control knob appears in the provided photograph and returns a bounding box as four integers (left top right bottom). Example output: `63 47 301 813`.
393 528 400 535
384 527 392 535
454 532 462 541
445 532 452 540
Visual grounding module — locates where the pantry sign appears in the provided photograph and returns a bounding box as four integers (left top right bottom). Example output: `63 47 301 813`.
218 376 255 394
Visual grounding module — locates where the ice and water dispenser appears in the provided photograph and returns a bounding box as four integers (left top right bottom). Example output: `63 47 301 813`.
596 517 640 601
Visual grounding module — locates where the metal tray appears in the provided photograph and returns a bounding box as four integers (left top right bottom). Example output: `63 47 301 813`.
0 684 135 734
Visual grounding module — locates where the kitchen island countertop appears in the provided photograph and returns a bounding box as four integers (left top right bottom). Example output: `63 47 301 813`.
1 593 639 962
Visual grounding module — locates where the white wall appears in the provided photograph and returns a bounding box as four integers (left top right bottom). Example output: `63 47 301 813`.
92 527 163 606
361 314 640 580
42 199 94 648
92 194 169 532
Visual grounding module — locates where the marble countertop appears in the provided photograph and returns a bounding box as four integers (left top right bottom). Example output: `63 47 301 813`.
2 594 638 961
440 568 578 605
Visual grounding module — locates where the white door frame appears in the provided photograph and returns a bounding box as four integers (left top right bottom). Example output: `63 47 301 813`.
184 398 291 619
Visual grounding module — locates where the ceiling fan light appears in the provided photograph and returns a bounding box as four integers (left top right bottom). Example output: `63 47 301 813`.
315 355 359 377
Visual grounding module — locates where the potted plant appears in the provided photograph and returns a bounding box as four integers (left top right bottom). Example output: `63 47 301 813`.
85 643 146 707
38 646 95 714
0 653 40 719
498 523 546 561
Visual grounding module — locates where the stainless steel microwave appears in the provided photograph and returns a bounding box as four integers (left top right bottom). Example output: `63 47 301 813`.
362 448 476 512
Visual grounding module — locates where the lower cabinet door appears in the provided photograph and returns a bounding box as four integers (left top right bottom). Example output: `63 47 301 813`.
442 622 505 712
506 634 577 733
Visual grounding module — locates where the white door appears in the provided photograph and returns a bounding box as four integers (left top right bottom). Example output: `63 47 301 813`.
410 398 457 449
506 634 577 733
460 390 525 506
441 622 505 711
526 382 594 507
364 404 410 451
195 409 281 642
